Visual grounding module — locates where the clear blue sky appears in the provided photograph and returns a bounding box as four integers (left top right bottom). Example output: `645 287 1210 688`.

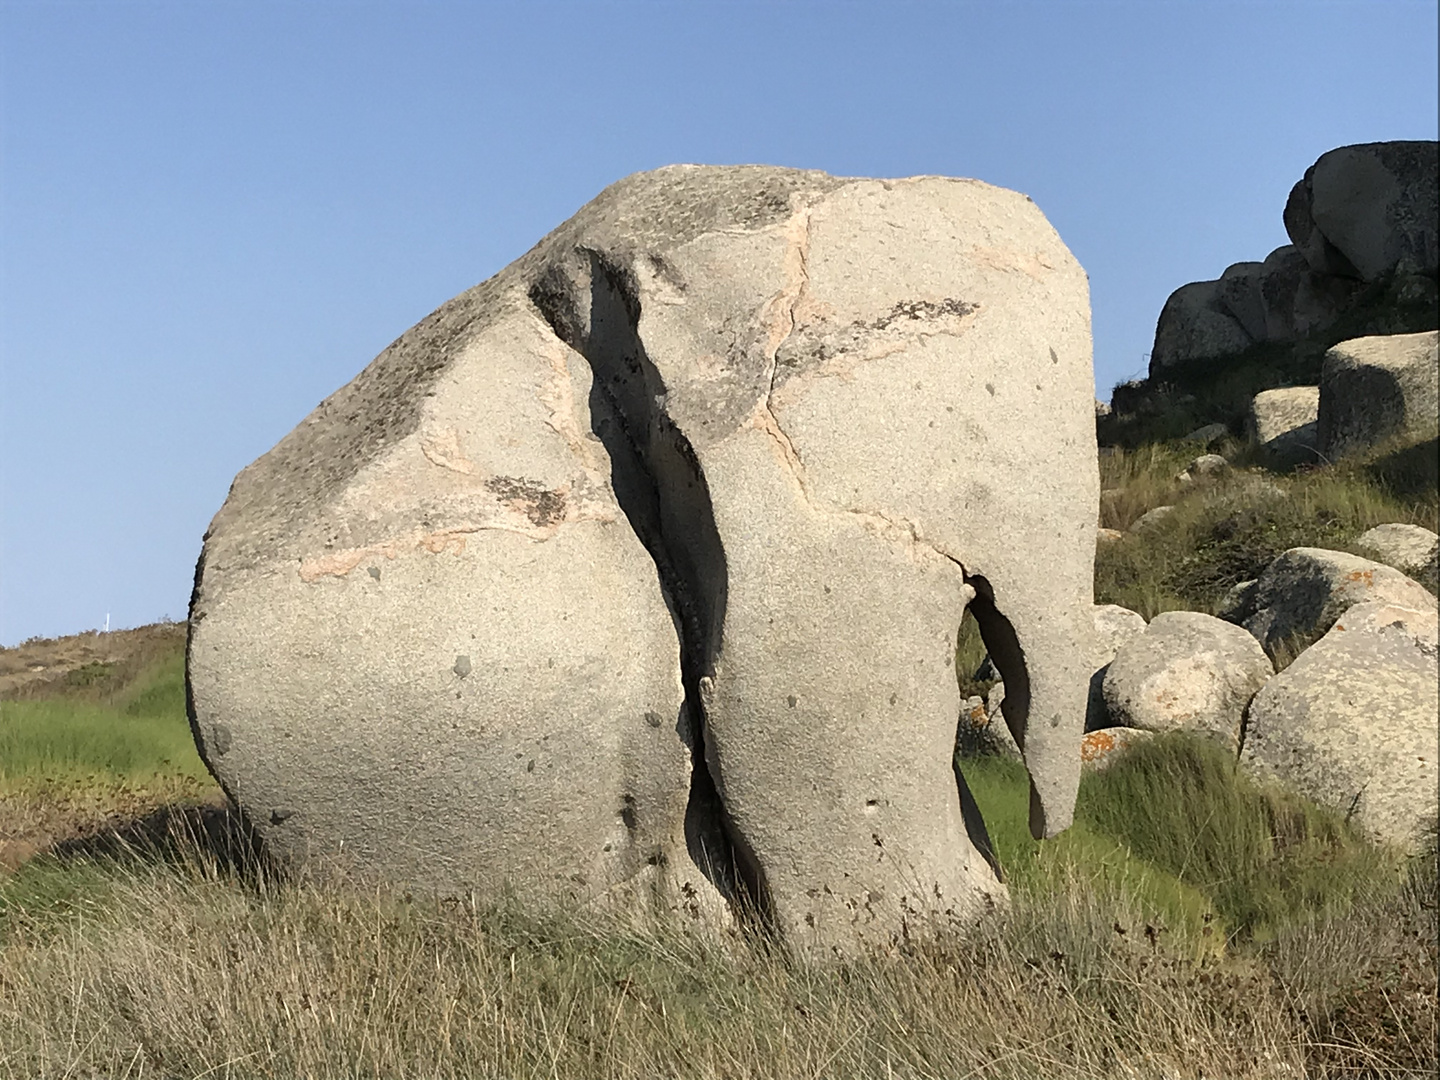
1 1 1436 645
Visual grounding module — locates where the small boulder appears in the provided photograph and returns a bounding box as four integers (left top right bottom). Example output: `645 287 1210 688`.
1184 422 1229 447
1247 387 1319 467
1241 602 1439 851
1086 605 1148 730
1182 454 1229 482
1317 331 1439 460
956 693 1019 760
1243 547 1438 659
1216 579 1260 624
1356 523 1440 592
1102 611 1273 750
1096 527 1125 545
1132 505 1176 532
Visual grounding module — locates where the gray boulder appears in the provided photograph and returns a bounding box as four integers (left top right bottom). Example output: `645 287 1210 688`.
1086 604 1148 730
1132 505 1176 532
1356 523 1440 592
1247 387 1319 466
1183 422 1229 448
1317 331 1439 460
1283 141 1439 281
1242 547 1438 659
1151 279 1255 371
1216 579 1260 624
1102 611 1273 749
1241 602 1439 851
190 165 1099 955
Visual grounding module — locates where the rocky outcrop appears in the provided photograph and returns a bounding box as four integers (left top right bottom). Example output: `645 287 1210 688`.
1247 387 1319 466
1148 142 1437 377
1356 523 1440 592
1240 547 1438 659
1101 611 1272 749
1241 602 1439 851
189 165 1099 955
1283 142 1439 282
1317 331 1439 459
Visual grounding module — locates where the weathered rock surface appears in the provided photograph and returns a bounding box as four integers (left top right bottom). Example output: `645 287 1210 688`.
1241 602 1439 850
1102 611 1273 749
189 165 1099 955
1317 331 1439 459
1247 387 1319 466
1242 547 1438 659
1080 727 1155 772
1356 523 1440 592
1151 279 1254 372
1283 141 1439 281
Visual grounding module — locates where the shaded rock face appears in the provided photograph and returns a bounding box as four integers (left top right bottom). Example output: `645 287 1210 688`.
1357 523 1440 592
1283 142 1439 282
1242 547 1438 660
1148 141 1438 377
188 166 1098 955
1241 602 1439 851
1317 331 1439 460
1101 611 1272 750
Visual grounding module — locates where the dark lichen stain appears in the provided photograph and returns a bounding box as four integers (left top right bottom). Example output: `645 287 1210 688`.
485 475 567 527
869 298 978 332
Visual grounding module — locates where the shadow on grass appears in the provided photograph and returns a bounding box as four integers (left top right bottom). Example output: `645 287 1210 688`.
49 798 274 886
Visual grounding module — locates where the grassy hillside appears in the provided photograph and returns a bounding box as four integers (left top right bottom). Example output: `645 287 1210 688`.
1 416 1435 1076
1 644 1432 1076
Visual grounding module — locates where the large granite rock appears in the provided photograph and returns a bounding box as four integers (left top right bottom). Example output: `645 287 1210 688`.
1283 141 1439 281
1242 547 1438 659
189 166 1099 955
1317 331 1439 460
1151 279 1254 372
1101 611 1272 749
1242 602 1439 850
1356 523 1440 592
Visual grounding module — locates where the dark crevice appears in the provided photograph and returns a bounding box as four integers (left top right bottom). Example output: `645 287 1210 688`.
952 754 1003 883
528 253 773 929
964 574 1047 840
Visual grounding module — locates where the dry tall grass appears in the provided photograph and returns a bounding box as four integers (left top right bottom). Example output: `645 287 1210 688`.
0 808 1433 1080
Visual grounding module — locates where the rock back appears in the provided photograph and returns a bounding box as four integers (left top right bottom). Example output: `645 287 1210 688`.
188 166 1098 955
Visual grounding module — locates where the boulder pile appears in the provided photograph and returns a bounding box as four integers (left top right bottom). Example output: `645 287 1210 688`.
1151 141 1438 376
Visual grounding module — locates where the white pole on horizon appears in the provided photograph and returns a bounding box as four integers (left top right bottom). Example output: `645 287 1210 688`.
104 612 109 633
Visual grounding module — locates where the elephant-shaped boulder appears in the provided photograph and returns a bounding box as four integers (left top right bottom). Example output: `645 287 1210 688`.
188 166 1099 956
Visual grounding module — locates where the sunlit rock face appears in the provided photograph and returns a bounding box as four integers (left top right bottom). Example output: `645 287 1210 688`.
188 165 1098 956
